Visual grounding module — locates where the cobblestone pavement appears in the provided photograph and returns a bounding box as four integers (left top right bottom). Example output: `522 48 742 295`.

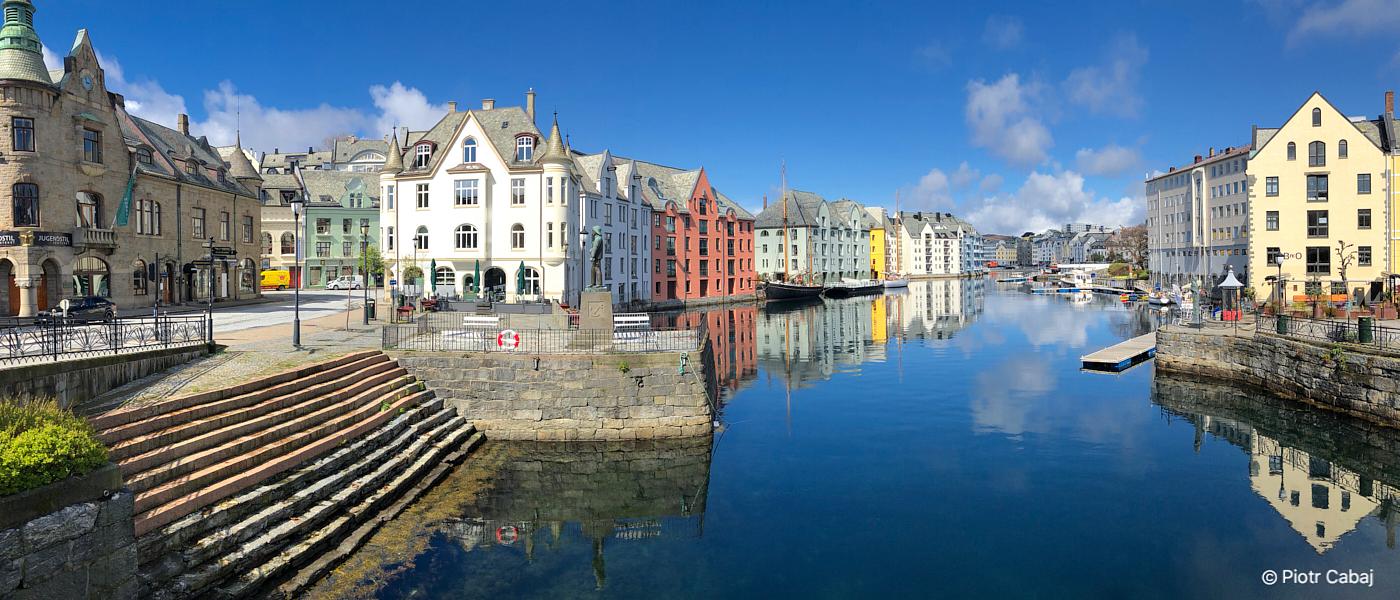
87 307 382 414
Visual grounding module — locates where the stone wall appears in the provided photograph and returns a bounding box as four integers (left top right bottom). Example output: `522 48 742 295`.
391 344 715 441
0 464 137 599
0 344 210 410
1156 326 1400 427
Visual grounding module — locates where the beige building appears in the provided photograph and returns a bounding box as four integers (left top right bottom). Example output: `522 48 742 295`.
1145 146 1251 290
0 1 262 317
1248 92 1387 304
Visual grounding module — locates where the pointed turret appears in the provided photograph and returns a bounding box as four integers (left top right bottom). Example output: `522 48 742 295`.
0 0 51 85
540 114 571 166
382 131 404 174
227 131 261 181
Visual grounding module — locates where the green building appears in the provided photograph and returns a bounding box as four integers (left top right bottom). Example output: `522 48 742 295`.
300 171 379 288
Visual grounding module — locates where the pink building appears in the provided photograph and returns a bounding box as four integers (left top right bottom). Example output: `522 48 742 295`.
630 162 755 304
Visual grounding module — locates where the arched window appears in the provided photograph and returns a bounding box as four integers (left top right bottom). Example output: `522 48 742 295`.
1339 139 1348 159
239 258 256 294
1308 141 1326 167
1312 107 1321 126
131 259 148 296
511 223 525 249
280 232 295 254
76 191 102 228
434 266 456 290
523 267 541 295
462 138 477 163
12 182 38 227
73 256 110 297
415 226 429 250
413 143 432 168
1286 142 1296 161
515 136 534 161
262 232 273 255
461 273 476 293
454 224 478 249
136 147 153 165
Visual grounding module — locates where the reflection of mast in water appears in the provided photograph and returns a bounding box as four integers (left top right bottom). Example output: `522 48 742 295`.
784 309 792 436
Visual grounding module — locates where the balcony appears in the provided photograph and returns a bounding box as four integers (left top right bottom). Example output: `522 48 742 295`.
77 228 117 251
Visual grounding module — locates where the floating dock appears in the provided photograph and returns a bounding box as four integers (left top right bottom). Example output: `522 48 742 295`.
1081 332 1156 372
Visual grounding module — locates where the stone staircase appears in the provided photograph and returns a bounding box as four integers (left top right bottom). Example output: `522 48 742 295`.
90 350 482 599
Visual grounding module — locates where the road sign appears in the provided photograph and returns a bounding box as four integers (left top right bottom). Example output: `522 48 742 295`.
211 246 235 256
389 279 397 286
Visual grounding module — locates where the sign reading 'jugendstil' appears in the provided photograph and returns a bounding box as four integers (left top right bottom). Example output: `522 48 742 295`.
0 231 73 247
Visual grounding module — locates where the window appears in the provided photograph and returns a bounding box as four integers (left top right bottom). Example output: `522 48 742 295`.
136 147 152 165
515 136 534 161
315 241 331 257
185 160 197 175
414 226 428 250
699 198 708 215
1287 142 1296 161
454 224 478 249
11 117 33 151
1266 211 1279 231
413 143 432 168
699 239 709 256
242 215 253 243
348 190 364 208
132 260 148 296
415 183 429 208
1308 141 1325 167
511 178 525 205
1307 210 1328 237
220 211 231 240
280 232 294 254
667 237 676 256
665 216 676 232
1358 173 1371 194
434 267 455 290
546 222 554 247
454 179 479 206
1355 245 1373 267
546 177 554 204
511 223 525 249
462 138 477 163
82 128 101 163
76 192 101 228
1339 139 1348 159
1312 107 1322 126
342 218 351 234
315 218 330 235
1306 174 1327 201
1306 246 1330 274
1359 208 1372 229
1267 247 1281 265
699 220 708 234
192 208 205 239
342 241 352 256
385 227 394 250
11 182 37 227
385 186 395 209
1266 176 1278 197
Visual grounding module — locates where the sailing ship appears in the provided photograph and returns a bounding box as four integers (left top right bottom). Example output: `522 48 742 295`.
824 279 884 298
765 163 823 302
883 191 909 288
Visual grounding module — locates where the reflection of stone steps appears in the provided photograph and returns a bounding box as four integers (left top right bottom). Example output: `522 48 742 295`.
91 350 481 599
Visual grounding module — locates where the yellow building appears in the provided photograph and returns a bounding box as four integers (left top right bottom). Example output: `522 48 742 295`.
865 206 887 279
1248 92 1388 304
1385 92 1400 285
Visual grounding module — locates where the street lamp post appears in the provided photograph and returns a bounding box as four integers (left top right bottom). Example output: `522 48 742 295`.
204 238 215 342
361 222 370 325
289 193 305 347
1275 254 1286 311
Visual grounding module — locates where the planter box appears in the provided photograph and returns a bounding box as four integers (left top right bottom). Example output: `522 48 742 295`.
0 463 122 531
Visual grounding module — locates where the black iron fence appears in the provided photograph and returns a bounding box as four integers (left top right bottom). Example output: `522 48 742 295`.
0 314 210 365
383 313 700 354
1257 314 1400 350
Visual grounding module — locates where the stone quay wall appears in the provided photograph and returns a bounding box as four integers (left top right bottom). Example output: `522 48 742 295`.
0 464 137 600
0 344 211 410
1156 325 1400 427
391 345 716 441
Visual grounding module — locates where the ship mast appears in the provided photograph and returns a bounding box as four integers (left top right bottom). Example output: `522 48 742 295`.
781 163 789 283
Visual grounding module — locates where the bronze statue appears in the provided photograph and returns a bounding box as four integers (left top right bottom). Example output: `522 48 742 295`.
589 226 604 289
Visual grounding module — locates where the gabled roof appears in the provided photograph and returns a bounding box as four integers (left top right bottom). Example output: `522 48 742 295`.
399 106 547 176
300 170 380 208
625 158 703 213
755 190 826 228
712 189 754 220
1251 91 1384 159
122 114 258 198
333 137 389 163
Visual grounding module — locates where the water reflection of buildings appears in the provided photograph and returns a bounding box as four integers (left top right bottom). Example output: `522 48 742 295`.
655 304 757 395
1153 375 1400 553
898 278 985 340
441 438 712 590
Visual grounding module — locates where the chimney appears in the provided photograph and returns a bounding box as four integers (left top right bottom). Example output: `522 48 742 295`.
482 98 495 110
1388 90 1395 115
178 113 189 135
447 101 457 113
762 195 767 210
1194 155 1202 163
526 88 536 121
1208 147 1215 157
308 146 313 153
274 148 279 154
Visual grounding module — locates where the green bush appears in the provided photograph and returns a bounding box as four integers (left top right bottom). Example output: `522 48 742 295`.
1107 262 1130 277
0 399 108 496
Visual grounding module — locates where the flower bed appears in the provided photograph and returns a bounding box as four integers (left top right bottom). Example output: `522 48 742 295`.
0 398 108 496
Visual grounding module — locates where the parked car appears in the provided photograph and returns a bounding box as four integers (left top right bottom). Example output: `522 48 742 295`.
325 276 363 290
35 296 116 324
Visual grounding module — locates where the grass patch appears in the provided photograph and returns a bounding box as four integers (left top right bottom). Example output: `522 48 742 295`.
0 398 108 496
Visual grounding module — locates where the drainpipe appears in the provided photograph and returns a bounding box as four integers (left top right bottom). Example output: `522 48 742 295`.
176 184 183 303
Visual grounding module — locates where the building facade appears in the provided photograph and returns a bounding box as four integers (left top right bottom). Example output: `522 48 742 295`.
300 170 379 288
1145 146 1250 289
261 135 392 175
754 190 870 284
572 152 651 305
1247 92 1388 303
639 161 754 304
864 206 887 279
0 3 261 316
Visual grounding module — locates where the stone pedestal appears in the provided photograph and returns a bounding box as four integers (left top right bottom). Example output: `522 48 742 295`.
579 290 613 332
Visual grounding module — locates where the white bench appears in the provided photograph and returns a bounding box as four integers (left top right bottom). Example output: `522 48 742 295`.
462 316 501 329
614 314 650 330
440 315 501 348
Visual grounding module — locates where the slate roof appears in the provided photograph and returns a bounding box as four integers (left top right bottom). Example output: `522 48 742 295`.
713 189 754 220
262 149 334 172
625 158 702 213
122 114 258 198
755 190 827 228
333 137 389 163
399 107 546 176
300 170 380 208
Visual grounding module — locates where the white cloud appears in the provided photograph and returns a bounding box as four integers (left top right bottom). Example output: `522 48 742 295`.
1074 144 1141 176
916 41 953 69
979 173 1004 193
1064 33 1148 118
1288 0 1400 43
982 15 1024 50
964 170 1143 234
369 82 451 140
951 161 980 189
965 73 1053 166
904 167 954 211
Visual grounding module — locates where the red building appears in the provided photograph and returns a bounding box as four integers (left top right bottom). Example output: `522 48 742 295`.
662 304 758 395
630 161 756 304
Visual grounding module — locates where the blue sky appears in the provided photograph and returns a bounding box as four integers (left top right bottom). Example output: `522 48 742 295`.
32 0 1400 234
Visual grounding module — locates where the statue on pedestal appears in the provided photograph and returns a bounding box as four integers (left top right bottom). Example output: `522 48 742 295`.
588 226 605 290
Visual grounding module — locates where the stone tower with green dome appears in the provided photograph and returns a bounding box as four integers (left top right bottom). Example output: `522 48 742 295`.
0 0 50 84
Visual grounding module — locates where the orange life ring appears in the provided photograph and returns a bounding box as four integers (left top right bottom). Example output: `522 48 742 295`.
496 525 519 544
497 329 520 350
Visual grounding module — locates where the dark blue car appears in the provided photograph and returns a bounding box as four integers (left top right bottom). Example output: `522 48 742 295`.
35 296 116 324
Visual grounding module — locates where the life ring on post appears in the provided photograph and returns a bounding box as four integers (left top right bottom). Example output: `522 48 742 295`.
497 329 520 350
496 525 519 544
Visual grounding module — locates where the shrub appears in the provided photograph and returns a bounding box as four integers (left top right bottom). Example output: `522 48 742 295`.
1107 262 1130 277
0 399 108 496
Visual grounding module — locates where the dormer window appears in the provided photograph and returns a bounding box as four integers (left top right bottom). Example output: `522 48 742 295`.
515 135 534 161
185 160 197 174
462 138 477 163
217 169 227 183
413 143 432 168
135 147 153 165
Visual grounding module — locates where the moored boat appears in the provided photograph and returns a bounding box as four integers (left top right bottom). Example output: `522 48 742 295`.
765 281 825 302
824 279 884 298
883 277 909 289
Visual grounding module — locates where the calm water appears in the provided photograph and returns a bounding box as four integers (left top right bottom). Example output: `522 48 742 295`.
312 280 1400 599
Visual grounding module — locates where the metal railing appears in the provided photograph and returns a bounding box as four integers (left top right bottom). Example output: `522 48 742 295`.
0 314 210 365
1257 314 1400 350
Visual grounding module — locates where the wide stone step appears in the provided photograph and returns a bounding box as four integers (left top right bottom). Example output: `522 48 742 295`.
123 372 415 496
133 384 432 536
118 368 409 487
134 396 448 587
163 414 476 599
215 426 484 599
97 352 389 446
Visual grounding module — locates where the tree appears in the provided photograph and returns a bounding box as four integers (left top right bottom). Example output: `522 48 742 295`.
1335 240 1356 314
361 245 384 280
1118 224 1149 269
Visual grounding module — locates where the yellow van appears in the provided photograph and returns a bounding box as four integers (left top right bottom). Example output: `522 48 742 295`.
260 269 291 290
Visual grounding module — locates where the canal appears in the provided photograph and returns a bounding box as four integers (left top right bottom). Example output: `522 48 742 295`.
310 280 1400 598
